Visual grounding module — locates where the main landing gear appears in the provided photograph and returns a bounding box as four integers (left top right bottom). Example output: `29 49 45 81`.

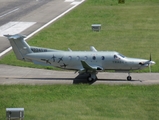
127 72 132 81
86 72 132 82
87 73 97 83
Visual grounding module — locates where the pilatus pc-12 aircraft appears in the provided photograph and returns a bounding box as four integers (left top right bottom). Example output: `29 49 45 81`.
4 34 155 82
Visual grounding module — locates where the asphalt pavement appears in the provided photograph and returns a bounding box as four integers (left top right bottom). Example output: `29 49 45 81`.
0 64 159 85
0 0 84 54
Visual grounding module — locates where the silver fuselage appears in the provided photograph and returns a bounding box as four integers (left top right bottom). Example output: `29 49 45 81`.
4 34 156 81
25 51 151 71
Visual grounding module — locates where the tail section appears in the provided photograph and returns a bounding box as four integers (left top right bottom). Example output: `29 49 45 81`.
4 34 32 61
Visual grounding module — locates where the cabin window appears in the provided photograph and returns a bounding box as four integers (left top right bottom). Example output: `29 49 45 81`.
92 56 96 60
77 56 80 60
69 56 72 60
101 56 105 60
85 56 88 60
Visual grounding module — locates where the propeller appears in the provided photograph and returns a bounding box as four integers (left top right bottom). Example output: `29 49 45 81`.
148 53 155 73
148 53 151 73
139 53 155 72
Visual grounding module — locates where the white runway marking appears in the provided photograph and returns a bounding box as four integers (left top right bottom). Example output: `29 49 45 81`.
65 0 82 5
0 21 36 36
0 0 85 57
0 8 19 18
71 2 81 5
65 0 74 2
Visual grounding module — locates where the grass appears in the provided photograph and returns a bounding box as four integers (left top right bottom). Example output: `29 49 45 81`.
0 84 159 120
0 0 159 72
0 2 159 120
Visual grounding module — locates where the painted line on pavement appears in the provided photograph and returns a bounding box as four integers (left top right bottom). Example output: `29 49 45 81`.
0 8 19 18
0 22 36 36
26 0 85 39
0 0 85 57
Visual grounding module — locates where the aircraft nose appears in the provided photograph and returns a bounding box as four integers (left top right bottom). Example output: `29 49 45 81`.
150 61 155 66
139 60 155 66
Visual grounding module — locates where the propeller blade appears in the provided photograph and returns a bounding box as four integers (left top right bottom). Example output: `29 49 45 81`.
149 64 151 73
150 53 151 61
148 53 154 73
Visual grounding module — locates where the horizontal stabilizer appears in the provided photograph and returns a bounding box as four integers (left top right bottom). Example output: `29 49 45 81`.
33 60 51 66
4 34 26 40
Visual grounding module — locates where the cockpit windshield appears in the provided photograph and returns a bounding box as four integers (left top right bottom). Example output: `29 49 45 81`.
118 53 125 58
114 53 125 60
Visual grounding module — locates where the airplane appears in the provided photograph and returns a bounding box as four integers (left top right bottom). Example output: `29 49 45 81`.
4 34 155 82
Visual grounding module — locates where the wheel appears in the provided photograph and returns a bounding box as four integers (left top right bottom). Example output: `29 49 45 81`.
87 73 97 83
87 76 94 82
127 76 132 81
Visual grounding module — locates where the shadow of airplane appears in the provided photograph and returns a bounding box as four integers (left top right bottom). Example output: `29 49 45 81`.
16 74 141 84
73 74 96 84
73 74 141 84
17 74 95 84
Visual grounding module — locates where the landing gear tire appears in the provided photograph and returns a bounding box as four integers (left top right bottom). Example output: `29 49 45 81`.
127 76 132 81
87 76 94 82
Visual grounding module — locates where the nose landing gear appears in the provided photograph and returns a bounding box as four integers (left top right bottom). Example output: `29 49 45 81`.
127 72 132 81
127 76 132 81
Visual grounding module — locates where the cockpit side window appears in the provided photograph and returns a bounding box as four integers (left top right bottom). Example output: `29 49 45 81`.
114 55 120 60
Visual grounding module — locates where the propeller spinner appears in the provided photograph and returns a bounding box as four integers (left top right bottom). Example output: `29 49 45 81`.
139 54 155 72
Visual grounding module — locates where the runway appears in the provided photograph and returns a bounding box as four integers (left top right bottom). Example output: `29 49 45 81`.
0 0 84 55
0 64 159 85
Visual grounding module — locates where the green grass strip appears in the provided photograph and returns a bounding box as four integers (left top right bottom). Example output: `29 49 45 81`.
0 84 159 120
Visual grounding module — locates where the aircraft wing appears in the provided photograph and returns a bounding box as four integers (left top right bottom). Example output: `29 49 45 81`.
81 60 94 71
80 60 103 72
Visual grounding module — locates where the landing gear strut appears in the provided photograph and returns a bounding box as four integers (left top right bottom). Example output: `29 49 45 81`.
127 72 132 81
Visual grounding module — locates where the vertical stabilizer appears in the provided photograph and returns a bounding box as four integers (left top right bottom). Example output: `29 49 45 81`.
4 34 32 60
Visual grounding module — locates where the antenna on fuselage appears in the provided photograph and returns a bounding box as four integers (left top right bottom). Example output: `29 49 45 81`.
90 46 97 52
68 48 72 52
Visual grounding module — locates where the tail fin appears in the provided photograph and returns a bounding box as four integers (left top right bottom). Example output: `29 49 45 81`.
4 34 32 61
